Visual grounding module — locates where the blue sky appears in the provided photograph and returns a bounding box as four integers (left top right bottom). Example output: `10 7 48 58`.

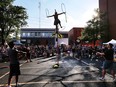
13 0 98 31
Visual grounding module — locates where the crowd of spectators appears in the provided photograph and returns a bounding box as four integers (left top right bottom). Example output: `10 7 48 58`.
0 42 116 62
0 44 57 62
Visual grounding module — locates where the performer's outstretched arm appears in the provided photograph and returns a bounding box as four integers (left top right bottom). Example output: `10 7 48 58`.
47 15 54 18
57 12 66 15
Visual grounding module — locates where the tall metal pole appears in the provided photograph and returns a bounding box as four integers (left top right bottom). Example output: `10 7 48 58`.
47 8 66 68
39 1 41 28
56 25 59 65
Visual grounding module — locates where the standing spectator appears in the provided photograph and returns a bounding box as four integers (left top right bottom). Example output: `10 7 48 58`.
7 41 20 87
114 45 116 54
72 44 75 58
26 46 32 62
20 45 31 63
96 43 115 81
88 46 93 59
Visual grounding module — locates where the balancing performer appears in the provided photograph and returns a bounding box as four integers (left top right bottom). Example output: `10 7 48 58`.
47 9 65 28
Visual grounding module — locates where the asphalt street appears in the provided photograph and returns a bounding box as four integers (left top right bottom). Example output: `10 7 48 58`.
0 55 116 87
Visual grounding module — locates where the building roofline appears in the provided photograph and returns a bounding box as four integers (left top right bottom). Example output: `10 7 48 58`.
69 27 84 32
21 28 55 30
72 27 84 29
59 31 68 34
21 28 69 33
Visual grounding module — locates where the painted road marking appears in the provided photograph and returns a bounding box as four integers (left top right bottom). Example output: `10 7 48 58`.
0 57 115 86
0 56 56 80
0 80 115 86
0 61 27 80
0 72 9 80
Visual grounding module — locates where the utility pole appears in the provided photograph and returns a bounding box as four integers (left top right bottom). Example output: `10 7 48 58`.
38 1 41 28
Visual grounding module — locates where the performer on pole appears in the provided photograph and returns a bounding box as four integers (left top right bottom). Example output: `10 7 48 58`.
47 9 65 28
47 9 66 68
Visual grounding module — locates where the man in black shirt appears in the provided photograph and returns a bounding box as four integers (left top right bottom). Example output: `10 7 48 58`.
96 43 115 81
7 41 20 87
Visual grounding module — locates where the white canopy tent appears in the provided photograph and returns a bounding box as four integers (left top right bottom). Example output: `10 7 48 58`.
103 39 116 45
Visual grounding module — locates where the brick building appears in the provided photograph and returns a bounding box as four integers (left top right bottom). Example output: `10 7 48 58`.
68 27 83 45
99 0 116 40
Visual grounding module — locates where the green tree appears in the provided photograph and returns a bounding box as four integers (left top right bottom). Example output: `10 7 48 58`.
0 0 28 45
81 9 108 46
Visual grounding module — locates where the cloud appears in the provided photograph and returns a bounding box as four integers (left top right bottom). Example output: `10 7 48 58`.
60 8 97 31
59 14 80 31
81 8 97 25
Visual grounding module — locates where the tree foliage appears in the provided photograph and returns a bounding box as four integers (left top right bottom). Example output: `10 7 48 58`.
81 9 108 45
0 0 28 45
